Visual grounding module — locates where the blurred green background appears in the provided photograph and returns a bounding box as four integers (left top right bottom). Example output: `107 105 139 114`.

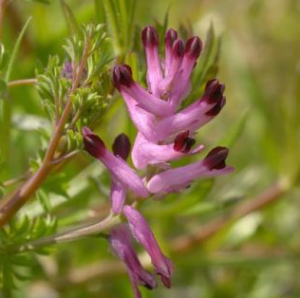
1 0 300 297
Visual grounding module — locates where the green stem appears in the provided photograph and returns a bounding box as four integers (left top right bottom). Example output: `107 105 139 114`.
7 78 37 88
7 214 121 254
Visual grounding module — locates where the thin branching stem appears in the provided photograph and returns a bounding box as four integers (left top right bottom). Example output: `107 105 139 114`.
7 214 121 254
0 0 6 41
7 78 37 88
0 37 92 227
171 181 286 252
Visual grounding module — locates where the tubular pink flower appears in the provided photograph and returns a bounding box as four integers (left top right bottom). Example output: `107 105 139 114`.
142 26 163 97
154 79 226 141
147 147 234 194
120 93 156 141
164 28 178 75
82 127 148 198
110 225 157 298
132 132 204 169
112 65 174 117
167 36 203 108
163 39 184 83
123 205 174 288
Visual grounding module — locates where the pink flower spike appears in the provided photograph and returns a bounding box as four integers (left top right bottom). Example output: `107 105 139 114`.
123 205 174 288
132 132 204 169
82 127 148 198
147 147 234 194
164 28 179 76
142 26 163 97
110 225 157 298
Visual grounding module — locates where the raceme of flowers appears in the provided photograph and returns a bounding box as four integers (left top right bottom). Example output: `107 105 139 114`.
82 25 234 298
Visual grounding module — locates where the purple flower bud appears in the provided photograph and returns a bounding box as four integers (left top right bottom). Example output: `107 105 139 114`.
82 127 148 198
141 26 163 97
205 96 226 116
172 39 185 58
164 28 178 48
62 61 73 80
112 65 134 89
112 133 131 160
123 205 174 288
142 26 159 47
203 146 229 170
82 126 106 158
164 28 179 75
110 225 157 298
203 79 225 104
173 130 196 153
184 36 202 59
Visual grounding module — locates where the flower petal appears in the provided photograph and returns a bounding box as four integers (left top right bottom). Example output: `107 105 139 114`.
123 205 174 287
147 147 234 194
110 225 157 298
142 26 163 97
113 65 174 117
110 180 126 214
132 132 204 169
112 133 131 160
164 28 178 75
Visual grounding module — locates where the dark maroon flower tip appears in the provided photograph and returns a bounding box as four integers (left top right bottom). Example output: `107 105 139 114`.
112 133 131 160
172 39 185 58
184 36 202 59
205 97 226 116
82 127 106 158
203 79 225 104
165 28 178 48
160 275 172 288
142 26 159 47
112 65 133 89
174 130 196 153
203 146 229 170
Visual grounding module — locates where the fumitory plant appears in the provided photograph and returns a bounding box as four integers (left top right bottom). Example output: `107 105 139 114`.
8 0 300 297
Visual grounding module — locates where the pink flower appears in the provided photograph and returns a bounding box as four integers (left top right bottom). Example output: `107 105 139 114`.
110 225 157 298
132 132 204 169
147 147 234 194
82 127 148 200
123 205 174 288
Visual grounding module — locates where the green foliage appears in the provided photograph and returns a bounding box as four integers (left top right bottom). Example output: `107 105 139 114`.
4 17 32 83
0 214 57 289
101 0 137 57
